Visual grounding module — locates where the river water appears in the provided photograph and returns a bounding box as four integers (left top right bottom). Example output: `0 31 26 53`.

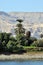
0 61 43 65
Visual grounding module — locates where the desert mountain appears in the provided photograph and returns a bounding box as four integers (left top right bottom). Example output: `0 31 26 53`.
0 12 43 38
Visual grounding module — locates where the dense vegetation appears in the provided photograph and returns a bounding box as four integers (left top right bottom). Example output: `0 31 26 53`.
0 19 43 53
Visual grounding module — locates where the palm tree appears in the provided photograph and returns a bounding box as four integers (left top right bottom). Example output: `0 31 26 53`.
40 34 43 38
15 19 25 34
26 31 31 38
16 19 23 23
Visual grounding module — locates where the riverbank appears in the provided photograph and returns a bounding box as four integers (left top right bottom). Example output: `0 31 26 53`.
0 52 43 61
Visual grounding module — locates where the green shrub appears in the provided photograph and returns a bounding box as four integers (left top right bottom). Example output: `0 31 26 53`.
31 39 43 47
7 40 16 52
29 37 37 42
2 41 6 46
9 36 16 41
4 33 11 43
31 41 38 47
7 40 24 53
0 33 4 42
25 37 37 46
0 40 3 51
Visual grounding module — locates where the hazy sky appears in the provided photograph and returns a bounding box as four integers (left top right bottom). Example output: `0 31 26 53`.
0 0 43 12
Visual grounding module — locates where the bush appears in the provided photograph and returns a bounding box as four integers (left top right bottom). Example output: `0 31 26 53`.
16 34 25 44
7 40 24 53
31 41 38 47
16 34 37 46
25 37 37 46
7 40 17 52
0 33 4 42
14 44 24 53
2 41 6 46
31 39 43 47
29 37 37 42
9 36 16 41
4 33 11 43
0 40 3 51
16 34 29 46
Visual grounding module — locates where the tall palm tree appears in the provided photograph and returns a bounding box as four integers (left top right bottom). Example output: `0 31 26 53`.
15 19 25 34
16 19 23 23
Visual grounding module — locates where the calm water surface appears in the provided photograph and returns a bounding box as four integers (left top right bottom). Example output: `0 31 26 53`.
0 61 43 65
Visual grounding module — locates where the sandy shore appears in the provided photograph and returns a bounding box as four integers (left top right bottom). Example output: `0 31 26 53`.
0 52 43 61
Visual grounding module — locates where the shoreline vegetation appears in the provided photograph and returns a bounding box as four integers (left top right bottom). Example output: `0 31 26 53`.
0 19 43 61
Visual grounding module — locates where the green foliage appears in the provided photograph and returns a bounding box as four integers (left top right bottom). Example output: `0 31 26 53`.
24 37 37 46
23 46 43 51
0 33 4 42
2 41 6 47
15 19 25 35
16 34 25 45
16 34 24 40
15 28 25 35
0 32 11 43
10 36 16 41
16 33 37 46
29 37 37 41
0 40 3 50
2 41 7 51
31 39 43 47
16 45 24 52
7 40 24 52
7 40 17 52
1 19 43 53
17 23 22 28
31 41 38 47
29 37 37 45
0 33 11 52
4 33 11 43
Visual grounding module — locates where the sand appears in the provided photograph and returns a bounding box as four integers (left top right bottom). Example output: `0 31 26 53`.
0 52 43 61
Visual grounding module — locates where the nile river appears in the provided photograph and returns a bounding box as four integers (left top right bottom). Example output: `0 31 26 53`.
0 61 43 65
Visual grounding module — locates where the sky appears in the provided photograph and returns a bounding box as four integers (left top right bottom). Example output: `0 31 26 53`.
0 0 43 12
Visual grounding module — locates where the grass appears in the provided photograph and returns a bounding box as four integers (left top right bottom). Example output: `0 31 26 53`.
23 46 36 52
23 46 43 52
23 46 36 49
